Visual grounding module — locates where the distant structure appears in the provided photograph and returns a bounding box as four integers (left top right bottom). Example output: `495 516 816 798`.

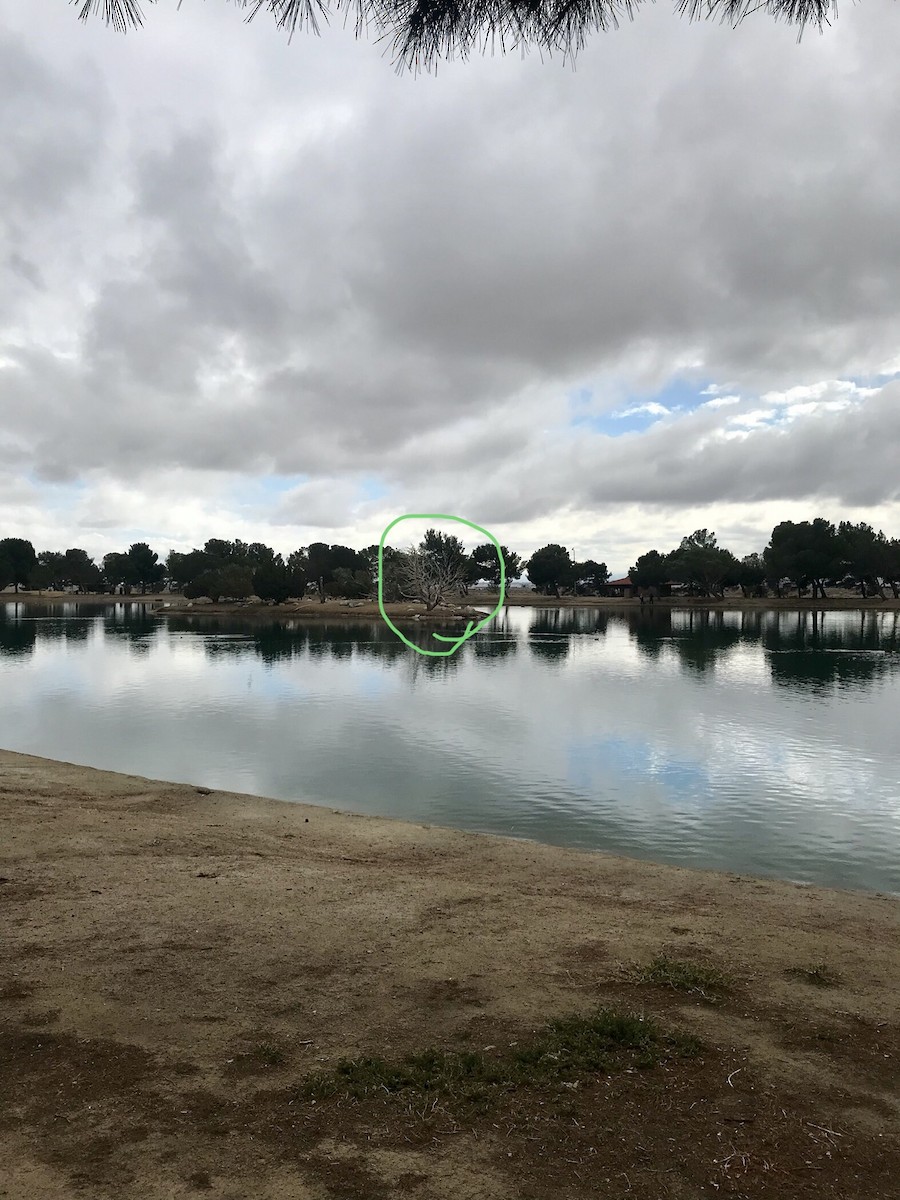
605 576 635 599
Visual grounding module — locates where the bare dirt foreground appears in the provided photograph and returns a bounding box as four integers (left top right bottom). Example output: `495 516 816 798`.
1 751 898 1200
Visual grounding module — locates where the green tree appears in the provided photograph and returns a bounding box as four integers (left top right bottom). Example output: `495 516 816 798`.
306 543 370 602
78 0 839 73
837 521 889 598
736 552 767 598
246 542 278 571
166 548 213 589
0 538 37 593
365 543 404 601
764 519 841 598
306 542 331 602
29 550 67 592
0 551 11 592
64 548 103 592
203 538 239 565
629 549 668 591
572 559 609 595
287 549 309 599
884 539 900 600
526 544 573 597
667 530 737 599
185 564 254 602
126 542 165 594
460 553 483 597
331 567 372 598
102 551 133 592
252 555 293 603
469 543 524 600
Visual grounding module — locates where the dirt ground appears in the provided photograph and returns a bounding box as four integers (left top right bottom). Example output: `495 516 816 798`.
1 749 898 1199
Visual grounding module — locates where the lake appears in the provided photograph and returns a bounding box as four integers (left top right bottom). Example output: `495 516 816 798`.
2 601 899 894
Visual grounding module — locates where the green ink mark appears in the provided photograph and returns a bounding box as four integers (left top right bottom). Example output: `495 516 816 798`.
377 514 505 658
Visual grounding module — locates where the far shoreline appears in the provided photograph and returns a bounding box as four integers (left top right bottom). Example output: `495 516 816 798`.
5 588 900 620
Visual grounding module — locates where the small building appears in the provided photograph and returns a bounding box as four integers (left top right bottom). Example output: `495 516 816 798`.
605 576 635 598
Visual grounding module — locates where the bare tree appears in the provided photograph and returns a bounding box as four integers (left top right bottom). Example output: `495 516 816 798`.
398 530 468 610
74 1 840 73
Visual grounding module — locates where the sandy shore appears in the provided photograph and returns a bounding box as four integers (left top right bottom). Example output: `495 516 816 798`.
1 750 898 1199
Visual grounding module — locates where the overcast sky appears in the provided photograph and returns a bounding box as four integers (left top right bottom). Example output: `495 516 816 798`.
2 2 899 576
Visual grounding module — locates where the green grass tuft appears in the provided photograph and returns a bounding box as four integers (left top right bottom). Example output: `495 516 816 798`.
295 1007 701 1112
254 1042 286 1066
636 956 732 1000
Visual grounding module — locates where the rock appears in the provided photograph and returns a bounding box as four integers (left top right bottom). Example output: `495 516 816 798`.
192 596 213 605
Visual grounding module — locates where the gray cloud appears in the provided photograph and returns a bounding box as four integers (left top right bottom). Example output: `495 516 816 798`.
1 2 899 562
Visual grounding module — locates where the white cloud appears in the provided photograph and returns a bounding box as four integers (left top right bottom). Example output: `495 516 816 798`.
1 2 899 567
614 401 670 418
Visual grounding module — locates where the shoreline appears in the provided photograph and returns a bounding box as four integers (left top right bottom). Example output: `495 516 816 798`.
5 588 900 621
2 749 898 1198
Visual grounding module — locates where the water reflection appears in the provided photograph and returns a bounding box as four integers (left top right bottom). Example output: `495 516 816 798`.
0 616 37 657
2 601 899 892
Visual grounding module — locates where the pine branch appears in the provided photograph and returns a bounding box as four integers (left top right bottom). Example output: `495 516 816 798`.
70 0 843 69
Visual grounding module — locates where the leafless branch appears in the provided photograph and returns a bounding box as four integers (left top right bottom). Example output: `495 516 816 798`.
397 542 467 610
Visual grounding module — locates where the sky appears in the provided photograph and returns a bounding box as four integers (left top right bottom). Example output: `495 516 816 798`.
2 2 899 578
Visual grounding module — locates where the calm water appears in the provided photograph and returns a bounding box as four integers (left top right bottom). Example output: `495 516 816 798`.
2 601 899 893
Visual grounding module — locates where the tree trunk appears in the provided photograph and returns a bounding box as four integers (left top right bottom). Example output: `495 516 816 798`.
318 575 325 603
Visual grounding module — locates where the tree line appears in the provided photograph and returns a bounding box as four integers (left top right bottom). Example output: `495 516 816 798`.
2 516 899 604
0 534 526 606
629 521 900 600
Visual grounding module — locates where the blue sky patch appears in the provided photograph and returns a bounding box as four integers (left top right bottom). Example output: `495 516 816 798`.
226 474 306 507
568 376 716 437
359 476 389 501
567 733 710 806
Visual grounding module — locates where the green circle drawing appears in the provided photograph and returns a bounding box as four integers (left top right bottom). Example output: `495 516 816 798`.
377 514 506 658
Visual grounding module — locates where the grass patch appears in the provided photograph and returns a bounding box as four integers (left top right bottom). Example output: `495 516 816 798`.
254 1042 287 1066
785 963 841 988
295 1008 701 1112
636 956 732 1001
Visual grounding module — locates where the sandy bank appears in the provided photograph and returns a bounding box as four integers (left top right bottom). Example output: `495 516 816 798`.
1 750 898 1199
